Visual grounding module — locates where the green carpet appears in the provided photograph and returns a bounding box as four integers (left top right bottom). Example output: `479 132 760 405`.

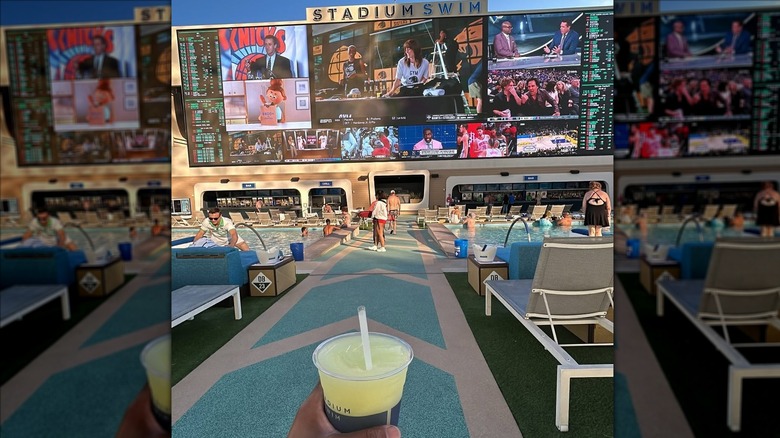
0 274 136 386
445 273 614 437
618 273 780 437
171 274 308 385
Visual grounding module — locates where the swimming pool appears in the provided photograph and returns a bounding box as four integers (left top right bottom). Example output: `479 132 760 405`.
444 221 605 248
171 227 317 256
616 222 754 245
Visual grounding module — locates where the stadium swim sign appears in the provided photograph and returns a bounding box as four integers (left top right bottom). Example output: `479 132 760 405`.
307 1 485 23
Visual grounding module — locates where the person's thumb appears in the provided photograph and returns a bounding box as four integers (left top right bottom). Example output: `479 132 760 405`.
337 425 400 438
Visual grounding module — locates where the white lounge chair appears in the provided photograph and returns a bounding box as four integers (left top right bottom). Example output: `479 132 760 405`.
548 204 565 219
227 211 246 225
485 236 614 432
527 204 548 221
716 204 738 220
437 207 450 222
656 237 780 432
699 204 720 221
254 212 274 227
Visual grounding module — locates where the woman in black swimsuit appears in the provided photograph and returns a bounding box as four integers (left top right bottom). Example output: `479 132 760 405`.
582 181 611 237
754 181 780 237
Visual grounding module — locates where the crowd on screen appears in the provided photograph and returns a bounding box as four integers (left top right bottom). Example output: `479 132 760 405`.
658 69 752 119
487 69 581 117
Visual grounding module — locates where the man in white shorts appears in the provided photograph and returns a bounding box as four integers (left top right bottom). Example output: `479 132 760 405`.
193 207 250 250
22 207 78 250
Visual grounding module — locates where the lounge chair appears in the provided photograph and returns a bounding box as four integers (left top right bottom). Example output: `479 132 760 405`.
470 206 488 222
659 205 678 223
485 237 614 432
186 211 204 227
548 204 565 219
171 215 191 227
277 212 294 227
437 207 450 222
255 212 274 227
656 237 780 432
226 211 245 225
322 211 338 225
641 205 661 223
507 205 522 217
699 204 720 221
424 209 438 223
716 204 738 220
527 204 548 221
680 205 695 217
1 284 70 328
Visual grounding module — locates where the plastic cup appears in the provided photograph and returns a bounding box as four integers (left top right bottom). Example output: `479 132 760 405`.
312 332 413 433
140 334 171 431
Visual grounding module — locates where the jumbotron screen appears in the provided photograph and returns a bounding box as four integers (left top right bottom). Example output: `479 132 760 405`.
176 8 614 166
614 8 780 158
4 22 172 166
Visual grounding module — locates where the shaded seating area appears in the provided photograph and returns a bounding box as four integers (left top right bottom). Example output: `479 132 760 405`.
485 237 614 432
656 237 780 432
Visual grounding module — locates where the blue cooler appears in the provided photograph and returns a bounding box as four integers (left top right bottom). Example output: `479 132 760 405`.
290 242 304 261
454 239 468 258
626 238 641 259
118 242 133 261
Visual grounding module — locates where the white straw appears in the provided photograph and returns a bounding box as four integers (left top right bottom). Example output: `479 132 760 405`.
357 306 373 370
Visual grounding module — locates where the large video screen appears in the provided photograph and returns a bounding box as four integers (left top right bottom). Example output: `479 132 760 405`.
615 9 780 158
177 8 614 167
5 23 172 166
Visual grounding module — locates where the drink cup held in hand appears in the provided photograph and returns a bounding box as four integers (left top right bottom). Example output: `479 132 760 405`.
312 332 413 433
140 334 171 431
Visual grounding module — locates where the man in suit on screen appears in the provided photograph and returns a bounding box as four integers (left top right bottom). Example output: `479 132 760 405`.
249 35 293 79
716 20 752 55
665 20 692 58
544 20 579 56
492 21 518 58
77 35 121 79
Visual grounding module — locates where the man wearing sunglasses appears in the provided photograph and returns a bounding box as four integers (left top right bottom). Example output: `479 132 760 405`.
22 207 78 250
193 207 250 250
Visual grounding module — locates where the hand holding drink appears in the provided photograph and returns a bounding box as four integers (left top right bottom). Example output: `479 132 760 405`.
311 307 413 433
140 334 171 432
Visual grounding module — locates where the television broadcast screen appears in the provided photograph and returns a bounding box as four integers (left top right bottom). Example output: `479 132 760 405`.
614 17 657 121
615 8 780 159
5 23 172 166
176 8 614 167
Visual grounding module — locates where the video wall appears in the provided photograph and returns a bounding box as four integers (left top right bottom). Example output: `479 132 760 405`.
614 9 780 159
177 9 614 167
5 22 172 166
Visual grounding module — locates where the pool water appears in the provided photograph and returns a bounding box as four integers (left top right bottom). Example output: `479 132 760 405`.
616 222 754 246
444 221 605 248
171 227 318 256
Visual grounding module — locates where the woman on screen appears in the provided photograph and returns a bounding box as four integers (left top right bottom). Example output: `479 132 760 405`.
383 39 430 97
87 79 114 125
286 134 297 159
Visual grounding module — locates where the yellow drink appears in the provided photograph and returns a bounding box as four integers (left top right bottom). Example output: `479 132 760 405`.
313 332 413 432
140 335 171 429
